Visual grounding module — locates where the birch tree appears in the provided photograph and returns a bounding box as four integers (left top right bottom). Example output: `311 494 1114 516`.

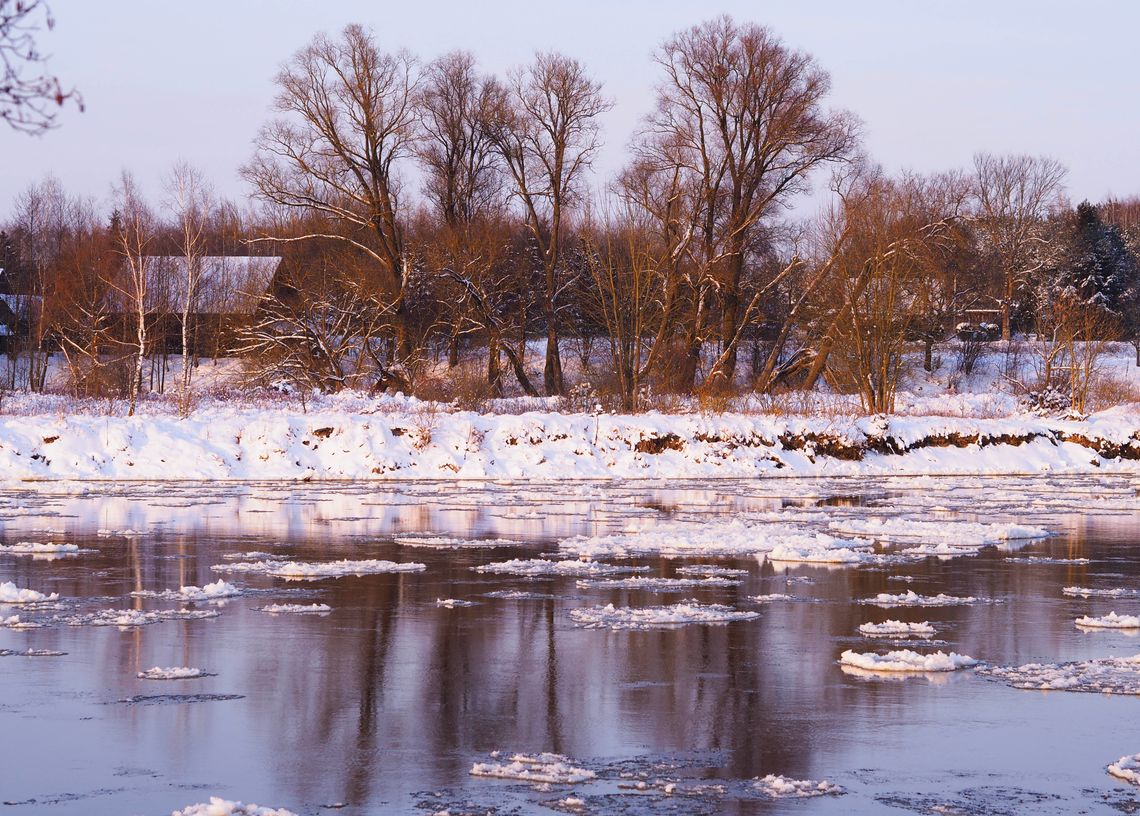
110 173 153 416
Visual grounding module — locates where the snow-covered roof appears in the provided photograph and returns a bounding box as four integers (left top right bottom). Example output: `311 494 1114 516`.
0 294 44 314
136 256 280 315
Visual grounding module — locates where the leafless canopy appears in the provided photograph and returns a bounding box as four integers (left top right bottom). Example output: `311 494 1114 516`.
0 0 81 133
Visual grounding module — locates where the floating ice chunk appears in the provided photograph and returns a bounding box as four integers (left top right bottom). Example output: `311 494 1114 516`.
221 551 287 561
170 797 298 816
1063 586 1140 599
575 575 739 591
1109 754 1140 786
1005 556 1091 565
483 589 555 600
839 649 978 672
900 543 980 557
861 590 980 607
1 614 41 629
751 593 795 602
63 608 219 628
980 653 1140 694
138 666 210 680
570 602 760 630
831 518 1048 545
1075 612 1140 629
0 648 65 657
255 603 332 614
132 580 242 602
675 564 749 578
470 752 596 784
754 774 844 798
436 598 479 608
215 559 426 580
858 620 936 638
474 559 647 577
97 528 141 537
0 581 58 604
395 535 515 549
765 544 872 564
0 542 82 555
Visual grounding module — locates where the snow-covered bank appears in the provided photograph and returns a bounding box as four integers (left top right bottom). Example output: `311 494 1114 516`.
3 402 1140 480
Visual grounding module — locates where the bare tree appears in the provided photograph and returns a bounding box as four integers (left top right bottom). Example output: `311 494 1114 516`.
483 52 612 396
243 24 420 369
0 0 81 133
109 173 154 416
972 153 1067 341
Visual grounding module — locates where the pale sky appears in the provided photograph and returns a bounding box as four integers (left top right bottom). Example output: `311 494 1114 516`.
3 0 1137 215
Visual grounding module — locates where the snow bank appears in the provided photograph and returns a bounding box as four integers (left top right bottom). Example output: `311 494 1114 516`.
255 603 332 614
1075 612 1140 629
858 620 936 637
132 580 241 602
570 602 760 630
170 797 298 816
1063 586 1140 599
980 653 1140 694
138 667 210 680
5 403 1140 482
470 752 595 784
213 558 425 580
1108 754 1140 786
861 590 981 607
474 558 646 577
0 581 58 604
754 774 844 798
839 649 978 672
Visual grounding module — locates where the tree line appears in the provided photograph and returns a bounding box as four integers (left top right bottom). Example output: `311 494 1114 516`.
3 16 1140 415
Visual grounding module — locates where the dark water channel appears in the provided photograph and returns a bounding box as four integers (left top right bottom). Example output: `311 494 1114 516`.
1 477 1140 814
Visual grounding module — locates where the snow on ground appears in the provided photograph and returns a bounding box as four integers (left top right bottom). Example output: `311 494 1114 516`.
1075 612 1140 629
861 590 982 607
470 752 596 784
0 581 58 604
1109 754 1140 786
132 580 241 602
839 649 978 672
170 797 298 816
255 603 332 614
213 558 425 580
575 575 740 592
1063 587 1140 598
569 602 761 630
753 775 844 798
473 558 648 577
858 620 937 638
138 666 210 680
62 608 219 628
980 653 1140 694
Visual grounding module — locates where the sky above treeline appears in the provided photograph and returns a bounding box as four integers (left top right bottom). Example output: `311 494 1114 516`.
3 0 1138 213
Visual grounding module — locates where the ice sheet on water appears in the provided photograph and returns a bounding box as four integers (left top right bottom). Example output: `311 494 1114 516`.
570 602 760 630
753 774 844 798
214 558 426 580
1109 754 1140 786
1063 586 1140 599
979 653 1140 694
575 575 739 592
858 620 936 637
62 608 219 628
255 603 331 614
170 796 298 816
1075 612 1140 629
470 752 596 784
474 559 648 577
138 666 211 680
132 580 242 602
861 590 982 607
0 581 58 604
839 649 978 672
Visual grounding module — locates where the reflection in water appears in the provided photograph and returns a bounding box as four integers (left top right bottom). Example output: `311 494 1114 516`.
0 476 1138 814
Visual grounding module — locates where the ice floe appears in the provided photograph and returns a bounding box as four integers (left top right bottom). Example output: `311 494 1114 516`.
575 575 739 592
214 558 426 580
675 564 750 578
1 614 41 629
474 558 648 577
829 518 1048 545
1108 754 1140 786
1005 556 1091 565
839 649 978 672
1075 612 1140 629
858 620 936 638
0 541 83 556
170 797 298 816
436 598 479 608
255 603 332 614
483 589 555 600
0 648 65 657
861 590 982 607
62 608 219 628
1062 586 1140 599
570 602 760 630
132 580 242 602
0 581 58 604
765 544 874 564
138 666 211 680
469 752 596 784
979 653 1140 694
750 593 795 602
395 535 515 549
753 774 844 798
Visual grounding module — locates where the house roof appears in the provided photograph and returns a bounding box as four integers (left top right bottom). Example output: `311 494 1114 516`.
135 256 281 315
